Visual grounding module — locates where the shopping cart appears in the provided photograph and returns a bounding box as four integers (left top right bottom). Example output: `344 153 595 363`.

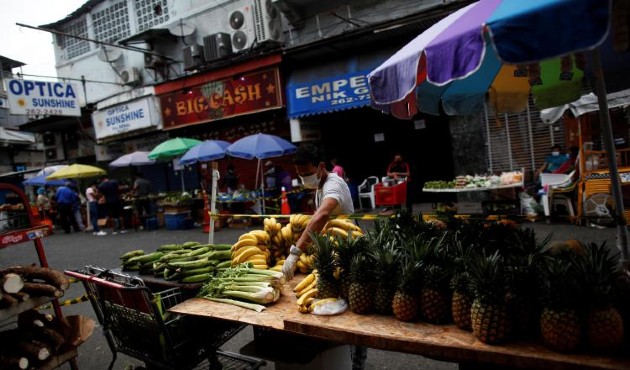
66 266 265 370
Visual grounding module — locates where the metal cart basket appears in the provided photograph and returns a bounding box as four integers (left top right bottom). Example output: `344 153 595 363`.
66 266 265 370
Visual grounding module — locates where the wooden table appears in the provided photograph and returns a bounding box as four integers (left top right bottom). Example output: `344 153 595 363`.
169 278 630 370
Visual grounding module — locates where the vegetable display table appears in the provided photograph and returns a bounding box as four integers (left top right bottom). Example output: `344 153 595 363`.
169 276 630 370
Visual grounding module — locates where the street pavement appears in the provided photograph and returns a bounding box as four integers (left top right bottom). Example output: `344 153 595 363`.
0 217 619 370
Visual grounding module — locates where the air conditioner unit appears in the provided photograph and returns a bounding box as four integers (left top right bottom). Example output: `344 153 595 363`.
203 33 233 62
119 67 142 86
43 132 56 147
144 53 166 69
183 44 205 71
253 0 284 45
45 148 63 161
227 5 255 53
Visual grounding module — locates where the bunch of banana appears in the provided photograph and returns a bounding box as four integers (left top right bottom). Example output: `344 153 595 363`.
271 223 293 250
294 271 319 313
296 253 315 274
263 217 282 236
290 214 311 233
269 258 284 272
322 219 364 240
231 231 271 268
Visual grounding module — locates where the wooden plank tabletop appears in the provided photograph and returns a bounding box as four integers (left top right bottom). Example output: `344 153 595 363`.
169 276 630 370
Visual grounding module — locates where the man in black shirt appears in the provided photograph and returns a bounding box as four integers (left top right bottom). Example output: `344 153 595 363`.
98 176 126 234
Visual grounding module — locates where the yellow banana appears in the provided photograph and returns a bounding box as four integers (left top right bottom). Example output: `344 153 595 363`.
293 273 315 293
296 288 318 306
299 253 309 264
238 233 258 243
252 264 268 270
309 297 339 312
234 246 263 264
274 222 282 234
296 278 317 298
298 214 311 229
275 258 285 265
296 260 306 270
326 219 361 232
351 230 364 238
326 227 349 239
270 265 283 272
231 239 258 252
245 256 268 265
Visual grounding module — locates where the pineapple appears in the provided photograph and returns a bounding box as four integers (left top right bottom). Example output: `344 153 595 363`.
348 254 375 314
420 264 452 324
392 259 422 322
451 271 473 331
539 254 583 352
370 241 400 315
575 242 624 353
310 231 340 299
468 251 510 344
504 227 550 337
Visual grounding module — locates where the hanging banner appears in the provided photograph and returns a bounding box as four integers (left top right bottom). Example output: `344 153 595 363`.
6 79 81 117
159 67 282 130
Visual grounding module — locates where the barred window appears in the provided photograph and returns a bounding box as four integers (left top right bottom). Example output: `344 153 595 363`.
93 1 131 43
59 19 90 59
135 0 169 32
482 98 565 176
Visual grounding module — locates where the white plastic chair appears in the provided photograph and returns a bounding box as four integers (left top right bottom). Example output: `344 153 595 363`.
358 176 379 209
540 171 576 217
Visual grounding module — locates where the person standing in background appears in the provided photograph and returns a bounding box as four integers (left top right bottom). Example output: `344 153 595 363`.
55 182 81 234
99 176 127 234
386 154 413 212
133 172 153 218
224 164 240 193
330 158 347 181
86 182 106 236
36 187 51 221
68 182 85 231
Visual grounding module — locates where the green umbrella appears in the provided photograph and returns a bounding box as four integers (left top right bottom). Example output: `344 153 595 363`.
148 137 202 160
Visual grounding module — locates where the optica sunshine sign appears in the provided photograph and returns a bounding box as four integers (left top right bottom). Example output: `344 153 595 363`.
6 79 81 117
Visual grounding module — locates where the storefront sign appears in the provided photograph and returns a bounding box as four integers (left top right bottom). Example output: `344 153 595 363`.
287 69 372 118
6 79 80 117
159 68 282 130
92 97 160 140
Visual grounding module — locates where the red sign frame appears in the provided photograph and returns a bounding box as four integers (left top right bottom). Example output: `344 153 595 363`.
160 67 282 130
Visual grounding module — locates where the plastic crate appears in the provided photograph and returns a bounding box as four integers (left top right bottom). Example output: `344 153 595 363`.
165 213 188 230
375 181 407 206
144 216 158 230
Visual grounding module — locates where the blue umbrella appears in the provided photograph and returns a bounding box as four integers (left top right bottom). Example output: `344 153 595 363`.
23 174 67 187
179 140 230 165
225 133 297 160
226 133 297 214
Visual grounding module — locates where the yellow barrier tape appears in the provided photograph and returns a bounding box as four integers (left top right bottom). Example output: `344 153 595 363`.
38 294 88 310
208 211 578 223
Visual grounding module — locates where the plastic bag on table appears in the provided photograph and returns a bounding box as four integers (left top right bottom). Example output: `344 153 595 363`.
311 298 348 316
519 192 538 216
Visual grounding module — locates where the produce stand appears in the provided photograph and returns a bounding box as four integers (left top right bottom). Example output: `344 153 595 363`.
0 183 80 370
169 276 630 370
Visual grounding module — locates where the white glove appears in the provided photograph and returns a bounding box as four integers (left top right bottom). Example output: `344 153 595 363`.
282 245 302 281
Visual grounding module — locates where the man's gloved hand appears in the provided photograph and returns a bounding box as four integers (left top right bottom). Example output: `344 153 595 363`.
282 245 302 281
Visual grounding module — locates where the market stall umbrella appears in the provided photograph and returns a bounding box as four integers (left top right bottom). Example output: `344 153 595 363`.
148 137 202 192
148 137 202 161
178 140 230 165
367 0 630 260
109 151 155 167
36 165 68 177
226 133 297 214
46 164 106 180
22 174 67 187
178 140 230 244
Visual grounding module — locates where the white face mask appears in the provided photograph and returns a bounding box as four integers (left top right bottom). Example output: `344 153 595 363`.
552 151 560 156
300 173 319 189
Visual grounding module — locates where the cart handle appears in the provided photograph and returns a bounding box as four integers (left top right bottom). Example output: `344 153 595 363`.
65 270 126 289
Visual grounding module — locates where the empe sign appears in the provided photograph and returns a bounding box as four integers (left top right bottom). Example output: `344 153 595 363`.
6 79 80 117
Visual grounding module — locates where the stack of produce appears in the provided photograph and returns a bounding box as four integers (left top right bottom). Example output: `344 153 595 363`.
197 266 285 312
0 309 72 369
288 211 629 356
0 266 70 308
120 241 232 283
